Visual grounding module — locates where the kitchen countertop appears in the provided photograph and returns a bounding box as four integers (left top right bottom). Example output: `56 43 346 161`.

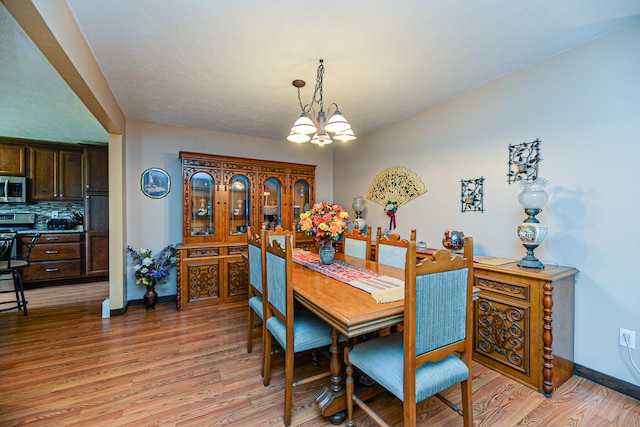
17 228 85 234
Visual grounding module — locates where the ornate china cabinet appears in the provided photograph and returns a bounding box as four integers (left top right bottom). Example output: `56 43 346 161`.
177 152 315 310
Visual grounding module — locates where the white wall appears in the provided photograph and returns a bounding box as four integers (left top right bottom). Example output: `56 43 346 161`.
334 23 640 386
124 121 333 300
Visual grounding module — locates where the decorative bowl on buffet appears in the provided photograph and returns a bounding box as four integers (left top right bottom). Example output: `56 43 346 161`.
442 229 465 254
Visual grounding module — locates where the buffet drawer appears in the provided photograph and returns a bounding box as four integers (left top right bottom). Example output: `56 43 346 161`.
21 260 82 281
29 243 81 261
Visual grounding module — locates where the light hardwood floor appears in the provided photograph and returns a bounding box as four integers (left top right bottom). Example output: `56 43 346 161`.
1 282 639 426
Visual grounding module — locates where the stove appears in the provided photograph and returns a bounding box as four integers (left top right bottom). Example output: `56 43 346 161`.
0 212 36 233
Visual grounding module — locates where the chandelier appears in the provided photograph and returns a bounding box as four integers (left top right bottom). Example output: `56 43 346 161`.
287 59 356 146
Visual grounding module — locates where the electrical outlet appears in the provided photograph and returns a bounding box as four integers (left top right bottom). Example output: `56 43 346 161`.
619 328 636 349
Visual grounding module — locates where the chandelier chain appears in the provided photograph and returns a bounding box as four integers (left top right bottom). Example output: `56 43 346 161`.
312 61 325 110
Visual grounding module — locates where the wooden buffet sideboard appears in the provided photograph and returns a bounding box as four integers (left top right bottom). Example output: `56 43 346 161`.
472 259 579 396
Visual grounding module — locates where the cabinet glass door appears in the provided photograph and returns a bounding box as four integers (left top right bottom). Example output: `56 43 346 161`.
263 177 282 230
229 175 250 236
293 179 311 232
191 172 215 237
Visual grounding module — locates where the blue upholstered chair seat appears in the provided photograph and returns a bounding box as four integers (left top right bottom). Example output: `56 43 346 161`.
266 310 345 353
249 295 263 319
348 332 469 402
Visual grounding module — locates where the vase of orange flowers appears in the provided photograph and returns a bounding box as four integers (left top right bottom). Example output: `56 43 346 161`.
299 201 350 265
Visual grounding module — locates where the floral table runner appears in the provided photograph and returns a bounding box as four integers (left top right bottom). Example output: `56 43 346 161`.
292 249 404 303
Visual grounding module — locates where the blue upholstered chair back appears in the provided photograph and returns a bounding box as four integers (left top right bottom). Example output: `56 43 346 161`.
266 250 287 315
266 235 292 316
415 268 469 354
248 243 263 293
377 244 408 269
268 235 287 248
344 238 368 260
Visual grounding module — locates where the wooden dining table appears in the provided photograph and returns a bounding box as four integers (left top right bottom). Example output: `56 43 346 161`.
292 252 405 423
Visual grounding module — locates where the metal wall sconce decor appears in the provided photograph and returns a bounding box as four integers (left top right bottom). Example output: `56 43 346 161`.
461 177 485 213
507 138 542 184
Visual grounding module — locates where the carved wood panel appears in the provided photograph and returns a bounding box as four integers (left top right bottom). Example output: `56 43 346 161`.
226 257 248 299
185 259 221 303
475 296 530 375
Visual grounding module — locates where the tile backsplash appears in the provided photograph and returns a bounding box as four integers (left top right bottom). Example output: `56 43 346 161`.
0 202 84 229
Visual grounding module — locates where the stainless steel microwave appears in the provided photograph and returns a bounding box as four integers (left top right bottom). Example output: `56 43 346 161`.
0 176 27 203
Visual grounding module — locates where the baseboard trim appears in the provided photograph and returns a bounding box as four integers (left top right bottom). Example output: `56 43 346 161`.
127 294 176 307
110 307 126 317
574 363 640 400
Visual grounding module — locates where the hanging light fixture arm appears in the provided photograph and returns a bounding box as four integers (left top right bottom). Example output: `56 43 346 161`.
287 59 356 145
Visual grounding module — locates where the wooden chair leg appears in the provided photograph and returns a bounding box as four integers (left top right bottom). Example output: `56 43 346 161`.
284 348 294 427
403 399 417 427
461 378 473 427
247 308 254 353
263 330 272 386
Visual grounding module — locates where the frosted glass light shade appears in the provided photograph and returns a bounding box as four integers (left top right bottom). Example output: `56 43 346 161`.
287 132 311 143
310 133 333 146
291 113 317 135
324 110 351 133
333 128 357 142
518 178 549 209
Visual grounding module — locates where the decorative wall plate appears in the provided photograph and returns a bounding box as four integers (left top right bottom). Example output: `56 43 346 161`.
141 167 171 199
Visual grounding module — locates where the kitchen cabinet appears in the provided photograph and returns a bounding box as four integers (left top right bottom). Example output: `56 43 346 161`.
83 147 109 277
472 261 579 396
177 152 315 309
85 192 109 276
84 146 109 192
0 142 26 176
29 146 83 201
19 232 84 282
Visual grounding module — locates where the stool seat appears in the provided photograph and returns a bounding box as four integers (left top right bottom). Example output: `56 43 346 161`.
0 260 29 270
0 233 39 316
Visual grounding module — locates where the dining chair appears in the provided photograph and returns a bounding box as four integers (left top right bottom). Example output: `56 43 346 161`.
342 226 372 260
267 225 296 249
0 233 40 316
262 234 338 427
374 226 416 269
246 226 267 376
345 237 475 426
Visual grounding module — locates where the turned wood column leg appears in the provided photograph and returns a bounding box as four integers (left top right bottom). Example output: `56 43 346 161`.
542 281 554 397
329 327 342 393
314 327 346 424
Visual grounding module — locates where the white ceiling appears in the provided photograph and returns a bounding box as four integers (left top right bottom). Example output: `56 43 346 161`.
2 1 640 145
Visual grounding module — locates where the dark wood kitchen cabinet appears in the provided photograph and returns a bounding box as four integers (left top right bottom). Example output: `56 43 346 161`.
29 146 83 201
83 146 109 277
19 233 84 282
0 143 26 176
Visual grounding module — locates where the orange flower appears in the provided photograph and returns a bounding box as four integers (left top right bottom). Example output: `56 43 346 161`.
299 201 350 245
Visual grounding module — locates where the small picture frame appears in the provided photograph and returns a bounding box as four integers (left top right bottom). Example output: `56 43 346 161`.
141 168 170 199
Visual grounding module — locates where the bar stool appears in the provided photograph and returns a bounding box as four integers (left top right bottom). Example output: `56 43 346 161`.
0 233 39 316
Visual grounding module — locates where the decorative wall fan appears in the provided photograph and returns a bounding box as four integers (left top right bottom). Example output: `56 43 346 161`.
366 166 427 230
